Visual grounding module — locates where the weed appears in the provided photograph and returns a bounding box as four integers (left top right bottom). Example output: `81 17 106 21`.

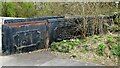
50 39 81 53
96 44 107 56
107 35 114 43
111 44 120 56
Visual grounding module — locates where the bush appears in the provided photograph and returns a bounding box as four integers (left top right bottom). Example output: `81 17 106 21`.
51 39 80 53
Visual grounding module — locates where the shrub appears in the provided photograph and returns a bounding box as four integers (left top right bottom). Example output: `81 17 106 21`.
107 35 113 43
51 39 80 53
111 44 120 56
96 44 107 56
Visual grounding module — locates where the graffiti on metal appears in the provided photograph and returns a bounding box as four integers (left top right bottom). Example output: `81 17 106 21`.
2 16 113 55
2 21 48 55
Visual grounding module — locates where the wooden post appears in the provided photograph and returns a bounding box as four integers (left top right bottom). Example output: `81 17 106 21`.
45 22 49 51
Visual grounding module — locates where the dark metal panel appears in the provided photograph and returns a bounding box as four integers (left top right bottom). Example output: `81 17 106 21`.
48 18 66 43
2 21 47 55
2 15 113 55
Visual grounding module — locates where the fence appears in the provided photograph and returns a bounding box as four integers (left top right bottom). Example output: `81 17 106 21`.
2 15 114 55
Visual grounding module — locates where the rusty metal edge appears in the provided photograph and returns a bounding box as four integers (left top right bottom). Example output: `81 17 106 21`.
2 21 48 26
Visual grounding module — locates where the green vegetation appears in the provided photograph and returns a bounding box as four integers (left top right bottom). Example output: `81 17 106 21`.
51 34 120 65
0 1 2 16
51 39 80 53
2 2 16 17
1 1 120 66
96 44 106 56
111 44 120 56
2 2 36 17
1 2 120 17
107 35 114 43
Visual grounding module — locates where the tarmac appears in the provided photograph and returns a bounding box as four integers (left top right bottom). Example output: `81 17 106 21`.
0 51 100 67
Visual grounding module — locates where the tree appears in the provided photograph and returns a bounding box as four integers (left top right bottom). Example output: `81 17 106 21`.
2 2 16 17
2 2 36 17
17 2 36 18
0 0 2 16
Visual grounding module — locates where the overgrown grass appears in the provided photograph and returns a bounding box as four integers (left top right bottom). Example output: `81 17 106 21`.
51 39 80 53
50 34 120 65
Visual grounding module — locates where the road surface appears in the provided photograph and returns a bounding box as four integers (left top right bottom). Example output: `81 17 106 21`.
0 51 100 67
